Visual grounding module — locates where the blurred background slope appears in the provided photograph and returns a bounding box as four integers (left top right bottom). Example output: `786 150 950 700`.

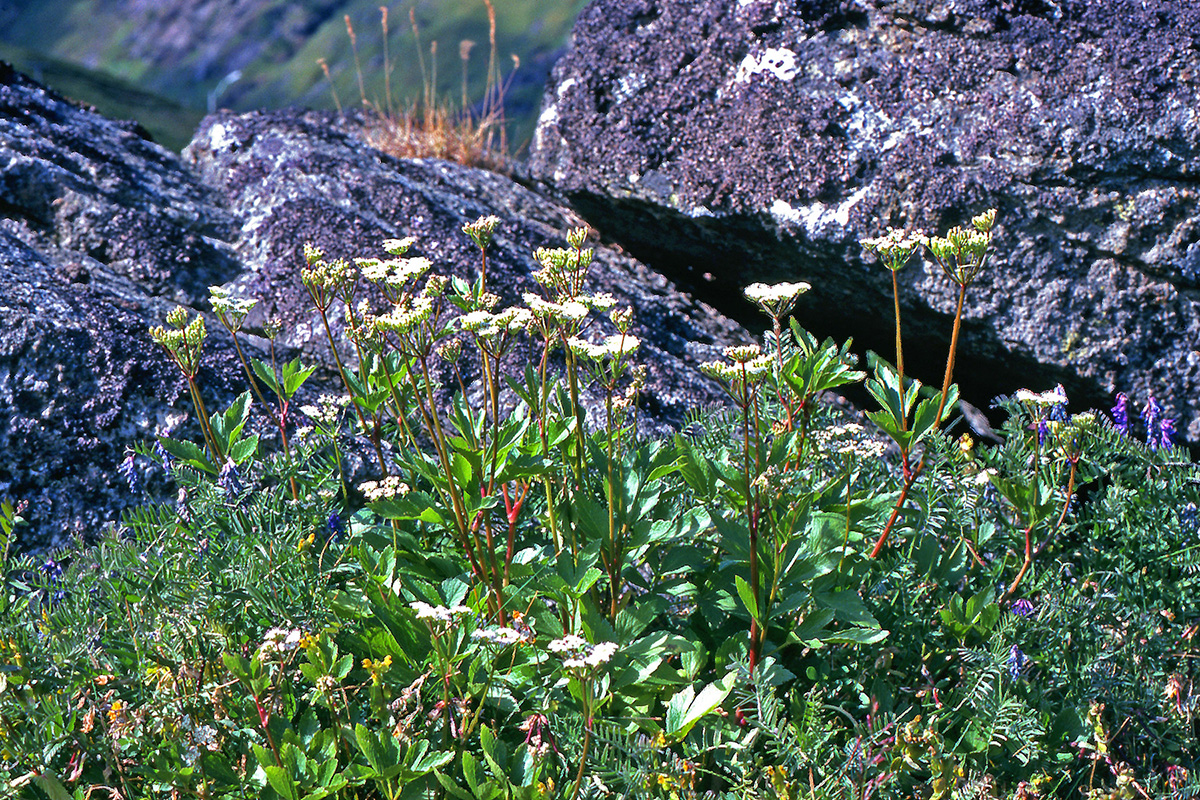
0 0 586 151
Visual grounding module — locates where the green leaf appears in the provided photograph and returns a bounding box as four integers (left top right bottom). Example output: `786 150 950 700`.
229 436 259 465
735 576 760 624
252 358 282 397
264 766 300 800
665 672 736 740
157 436 216 474
822 627 890 645
31 774 73 800
283 358 318 398
354 724 384 774
435 771 476 800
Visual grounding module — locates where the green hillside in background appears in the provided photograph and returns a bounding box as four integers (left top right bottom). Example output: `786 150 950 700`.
0 0 587 153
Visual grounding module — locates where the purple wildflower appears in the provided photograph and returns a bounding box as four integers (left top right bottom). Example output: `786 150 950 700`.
1010 599 1035 618
217 458 242 501
1142 396 1162 441
41 558 63 582
1111 393 1130 436
1048 384 1068 423
1037 419 1050 446
1007 645 1031 679
117 450 141 495
1157 417 1176 451
327 512 345 541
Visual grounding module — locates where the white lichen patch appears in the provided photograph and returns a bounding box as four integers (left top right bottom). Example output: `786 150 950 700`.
615 72 649 104
770 187 868 238
206 122 239 152
734 47 798 83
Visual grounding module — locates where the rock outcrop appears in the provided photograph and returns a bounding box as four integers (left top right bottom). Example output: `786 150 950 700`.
0 63 250 550
530 0 1200 441
1 63 743 550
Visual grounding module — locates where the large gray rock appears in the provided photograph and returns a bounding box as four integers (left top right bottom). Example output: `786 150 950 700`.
184 108 744 435
0 63 744 549
530 0 1200 440
0 63 251 550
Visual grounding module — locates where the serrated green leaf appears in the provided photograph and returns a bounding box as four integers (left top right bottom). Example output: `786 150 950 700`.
264 765 300 800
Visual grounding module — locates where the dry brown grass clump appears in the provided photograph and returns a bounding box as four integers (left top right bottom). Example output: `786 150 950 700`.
327 1 514 172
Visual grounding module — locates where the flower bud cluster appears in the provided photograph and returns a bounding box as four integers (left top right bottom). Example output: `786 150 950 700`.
533 245 593 298
150 310 207 377
462 215 500 250
209 285 258 331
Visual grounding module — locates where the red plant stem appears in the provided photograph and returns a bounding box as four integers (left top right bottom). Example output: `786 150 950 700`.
935 282 968 426
869 458 924 558
1036 460 1078 557
1002 521 1037 601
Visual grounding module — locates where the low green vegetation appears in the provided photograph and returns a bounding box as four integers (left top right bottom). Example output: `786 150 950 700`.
1 215 1197 799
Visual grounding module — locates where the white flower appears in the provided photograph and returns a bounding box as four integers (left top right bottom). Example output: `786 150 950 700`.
548 635 588 653
579 292 617 311
1015 388 1067 407
586 642 618 666
410 602 472 623
974 468 997 486
375 297 433 334
459 310 498 332
260 627 303 656
724 344 762 363
743 281 810 306
359 477 411 501
383 236 417 255
473 627 525 646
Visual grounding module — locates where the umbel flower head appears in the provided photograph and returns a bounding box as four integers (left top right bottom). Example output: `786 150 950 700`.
743 281 810 319
925 209 997 286
462 214 500 250
861 228 927 272
209 285 257 332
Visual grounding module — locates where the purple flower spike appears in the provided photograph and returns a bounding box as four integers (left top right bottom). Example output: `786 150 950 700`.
1048 384 1069 423
1037 419 1050 446
1111 393 1130 436
117 450 141 495
1157 417 1176 451
1007 645 1031 679
1142 396 1162 441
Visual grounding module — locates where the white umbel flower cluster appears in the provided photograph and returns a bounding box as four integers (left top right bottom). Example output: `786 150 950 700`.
1015 388 1067 407
358 477 411 501
548 635 618 670
743 281 810 317
409 601 472 623
567 334 640 361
